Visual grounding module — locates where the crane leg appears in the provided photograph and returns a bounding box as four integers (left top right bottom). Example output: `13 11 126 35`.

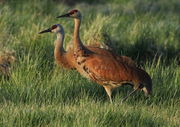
103 86 113 103
121 88 138 103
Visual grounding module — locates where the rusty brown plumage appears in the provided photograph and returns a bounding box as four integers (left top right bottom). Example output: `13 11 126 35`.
55 45 137 71
57 10 152 103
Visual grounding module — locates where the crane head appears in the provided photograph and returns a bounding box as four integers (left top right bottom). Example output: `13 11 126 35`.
39 24 64 34
56 9 81 19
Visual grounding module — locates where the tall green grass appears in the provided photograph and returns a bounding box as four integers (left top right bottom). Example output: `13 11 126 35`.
0 0 180 126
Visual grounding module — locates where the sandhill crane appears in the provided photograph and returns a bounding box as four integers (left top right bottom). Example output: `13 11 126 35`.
56 9 152 103
39 24 136 71
39 24 76 69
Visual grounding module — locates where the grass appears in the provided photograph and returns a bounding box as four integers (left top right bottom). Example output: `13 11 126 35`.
0 0 180 126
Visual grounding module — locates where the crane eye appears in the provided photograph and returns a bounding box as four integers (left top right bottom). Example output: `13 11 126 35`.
51 25 57 30
69 9 78 15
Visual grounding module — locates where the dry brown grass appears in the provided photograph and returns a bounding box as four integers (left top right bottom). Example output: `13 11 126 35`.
0 50 16 78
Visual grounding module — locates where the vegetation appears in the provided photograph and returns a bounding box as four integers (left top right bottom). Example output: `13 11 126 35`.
0 0 179 126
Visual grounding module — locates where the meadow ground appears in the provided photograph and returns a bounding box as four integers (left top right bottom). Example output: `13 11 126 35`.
0 0 180 126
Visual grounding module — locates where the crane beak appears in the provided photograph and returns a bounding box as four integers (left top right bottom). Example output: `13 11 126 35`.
56 13 70 18
39 28 51 34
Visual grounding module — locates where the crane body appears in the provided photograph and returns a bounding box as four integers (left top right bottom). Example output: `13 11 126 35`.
57 9 152 103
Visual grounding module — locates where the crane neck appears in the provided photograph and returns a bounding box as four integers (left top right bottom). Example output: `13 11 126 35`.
54 32 65 55
73 18 85 51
